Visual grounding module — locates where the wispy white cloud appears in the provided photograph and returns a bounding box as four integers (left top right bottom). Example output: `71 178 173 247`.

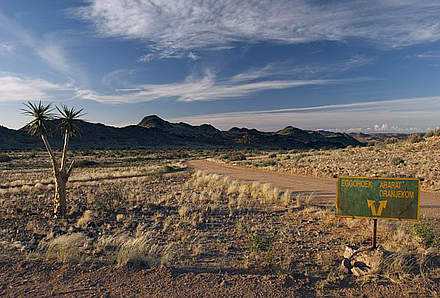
415 51 440 59
138 49 200 62
231 55 372 82
0 75 74 102
101 68 138 88
36 44 75 76
75 0 440 59
87 55 371 103
0 11 81 78
173 96 440 132
77 68 363 103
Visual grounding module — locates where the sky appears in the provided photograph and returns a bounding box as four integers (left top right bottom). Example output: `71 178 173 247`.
1 1 440 132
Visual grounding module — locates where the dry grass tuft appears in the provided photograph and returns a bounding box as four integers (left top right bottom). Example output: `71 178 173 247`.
76 210 93 228
95 234 129 255
116 235 161 268
45 233 88 263
178 206 191 219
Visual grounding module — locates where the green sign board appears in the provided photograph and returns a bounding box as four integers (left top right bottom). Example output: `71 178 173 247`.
336 177 420 220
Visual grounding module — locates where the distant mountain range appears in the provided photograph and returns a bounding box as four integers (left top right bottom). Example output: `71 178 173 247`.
0 115 363 150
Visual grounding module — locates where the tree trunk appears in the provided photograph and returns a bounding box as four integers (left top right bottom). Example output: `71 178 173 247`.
54 173 68 217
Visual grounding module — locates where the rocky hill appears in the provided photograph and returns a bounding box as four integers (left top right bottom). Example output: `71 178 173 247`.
0 115 363 150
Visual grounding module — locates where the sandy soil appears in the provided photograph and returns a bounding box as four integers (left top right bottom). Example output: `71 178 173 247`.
0 257 305 297
1 158 438 297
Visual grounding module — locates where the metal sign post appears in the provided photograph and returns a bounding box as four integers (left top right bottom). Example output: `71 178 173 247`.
372 219 377 249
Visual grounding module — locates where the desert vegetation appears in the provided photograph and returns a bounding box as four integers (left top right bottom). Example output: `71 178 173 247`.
0 148 439 296
22 102 84 217
218 135 440 192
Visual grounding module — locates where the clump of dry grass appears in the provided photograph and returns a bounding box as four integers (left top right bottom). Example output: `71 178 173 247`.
95 234 129 255
45 233 88 263
178 206 191 219
116 235 161 268
76 210 93 228
91 184 127 213
338 218 440 284
116 233 183 268
161 242 184 266
353 246 440 285
183 170 293 210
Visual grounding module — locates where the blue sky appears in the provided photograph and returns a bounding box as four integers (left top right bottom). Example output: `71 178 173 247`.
1 1 440 132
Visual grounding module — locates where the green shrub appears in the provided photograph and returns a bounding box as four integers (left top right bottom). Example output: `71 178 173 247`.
256 160 277 167
407 134 423 143
222 152 246 161
425 129 440 138
413 221 439 248
249 232 272 252
160 165 184 173
391 157 405 166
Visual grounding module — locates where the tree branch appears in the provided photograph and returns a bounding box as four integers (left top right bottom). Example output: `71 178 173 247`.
60 129 69 171
41 134 59 175
67 160 75 177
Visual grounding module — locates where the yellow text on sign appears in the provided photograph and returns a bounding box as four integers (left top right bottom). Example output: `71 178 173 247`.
367 200 387 216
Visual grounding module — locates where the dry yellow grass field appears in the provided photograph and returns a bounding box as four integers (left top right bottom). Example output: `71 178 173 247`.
0 148 439 296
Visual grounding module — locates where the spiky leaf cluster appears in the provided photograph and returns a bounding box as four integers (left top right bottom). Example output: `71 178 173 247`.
22 101 85 137
22 101 54 136
56 105 85 137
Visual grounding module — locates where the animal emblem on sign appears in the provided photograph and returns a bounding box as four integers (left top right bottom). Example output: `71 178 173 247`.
367 200 387 216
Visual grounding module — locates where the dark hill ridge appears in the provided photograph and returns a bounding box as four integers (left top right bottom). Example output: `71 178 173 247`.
0 125 37 150
0 115 363 150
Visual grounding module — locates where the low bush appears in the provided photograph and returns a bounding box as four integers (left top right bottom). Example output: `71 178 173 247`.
425 129 440 138
255 160 277 167
0 154 13 163
76 159 99 167
249 231 273 252
92 184 126 213
222 152 247 161
413 221 440 248
161 164 185 173
391 157 405 166
407 134 423 143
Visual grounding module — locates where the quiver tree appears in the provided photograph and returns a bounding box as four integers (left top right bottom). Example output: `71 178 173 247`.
23 101 84 218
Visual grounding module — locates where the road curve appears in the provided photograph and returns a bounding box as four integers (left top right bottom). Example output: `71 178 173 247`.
186 159 440 218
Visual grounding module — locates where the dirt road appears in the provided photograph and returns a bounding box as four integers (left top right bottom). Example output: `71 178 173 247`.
187 159 440 217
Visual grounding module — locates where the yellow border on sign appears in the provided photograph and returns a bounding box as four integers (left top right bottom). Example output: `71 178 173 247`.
335 176 420 221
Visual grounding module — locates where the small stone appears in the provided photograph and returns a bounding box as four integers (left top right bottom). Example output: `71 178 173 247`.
116 214 125 222
340 258 352 274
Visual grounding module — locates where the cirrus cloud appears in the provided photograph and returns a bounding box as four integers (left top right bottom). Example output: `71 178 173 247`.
77 68 366 103
75 0 440 59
